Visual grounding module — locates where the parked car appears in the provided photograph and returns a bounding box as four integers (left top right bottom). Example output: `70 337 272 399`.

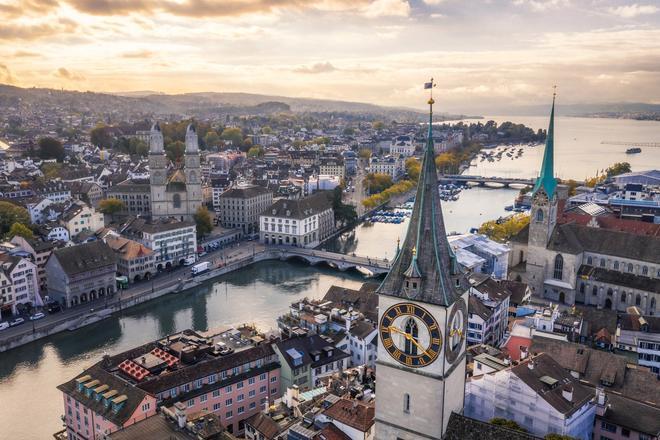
0 322 9 331
9 317 25 327
29 312 45 321
46 302 62 314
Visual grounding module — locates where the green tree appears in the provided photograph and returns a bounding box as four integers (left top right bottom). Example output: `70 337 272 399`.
247 146 264 158
129 138 148 156
221 127 243 147
90 125 114 148
165 141 185 162
312 136 330 146
489 418 527 432
261 126 272 134
8 222 33 240
544 435 578 440
38 137 65 161
98 198 125 220
605 162 631 177
194 206 213 238
0 201 30 237
372 121 385 130
203 131 220 149
42 162 63 179
332 187 357 227
358 149 372 160
343 127 355 136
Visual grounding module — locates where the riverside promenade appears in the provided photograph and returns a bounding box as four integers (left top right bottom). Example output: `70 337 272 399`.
0 241 389 353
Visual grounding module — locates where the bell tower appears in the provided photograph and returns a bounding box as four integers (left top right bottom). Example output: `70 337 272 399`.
149 122 168 217
375 80 469 440
183 124 203 217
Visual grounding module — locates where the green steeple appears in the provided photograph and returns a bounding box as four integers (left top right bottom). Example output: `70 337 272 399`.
532 94 558 199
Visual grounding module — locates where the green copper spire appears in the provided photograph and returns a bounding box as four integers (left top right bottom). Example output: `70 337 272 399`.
532 92 558 199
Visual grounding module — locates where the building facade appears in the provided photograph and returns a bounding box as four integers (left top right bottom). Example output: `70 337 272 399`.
121 218 196 270
104 235 156 283
0 254 40 315
217 186 273 235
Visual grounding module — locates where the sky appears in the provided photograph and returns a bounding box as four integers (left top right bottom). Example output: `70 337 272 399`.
1 0 659 113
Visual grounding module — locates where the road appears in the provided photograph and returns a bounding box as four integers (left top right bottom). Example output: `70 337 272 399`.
0 241 265 343
344 159 368 217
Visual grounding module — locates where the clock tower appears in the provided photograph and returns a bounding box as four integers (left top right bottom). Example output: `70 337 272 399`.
375 84 469 440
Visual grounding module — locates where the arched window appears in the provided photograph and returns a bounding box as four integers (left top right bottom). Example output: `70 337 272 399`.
173 193 182 209
535 209 544 222
404 318 419 356
553 254 563 280
403 393 411 413
600 259 606 268
607 288 613 297
587 256 593 265
628 263 634 273
650 298 656 314
592 286 598 296
620 292 626 303
642 266 648 276
613 261 619 270
635 294 642 306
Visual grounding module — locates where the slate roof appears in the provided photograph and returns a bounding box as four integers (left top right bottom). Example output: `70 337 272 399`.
51 241 116 276
511 353 594 416
245 412 282 439
219 185 271 199
499 280 529 305
275 334 350 370
314 423 351 440
322 398 374 432
57 364 150 427
578 265 660 293
444 413 541 440
348 320 376 340
468 295 492 321
322 284 378 322
619 314 660 332
598 392 660 436
262 192 332 220
121 217 194 235
377 105 467 306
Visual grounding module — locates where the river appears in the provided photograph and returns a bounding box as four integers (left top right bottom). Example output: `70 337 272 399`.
0 116 659 439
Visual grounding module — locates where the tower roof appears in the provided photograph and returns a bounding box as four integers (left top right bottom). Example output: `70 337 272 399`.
377 92 465 306
532 94 558 199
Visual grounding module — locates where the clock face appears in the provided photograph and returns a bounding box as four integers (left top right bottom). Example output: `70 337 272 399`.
445 298 467 364
379 303 442 368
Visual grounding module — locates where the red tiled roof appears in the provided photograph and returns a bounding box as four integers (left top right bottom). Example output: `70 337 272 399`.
118 359 150 382
150 348 178 368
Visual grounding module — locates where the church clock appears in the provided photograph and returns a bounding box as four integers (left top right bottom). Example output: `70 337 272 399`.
379 302 442 368
444 297 467 364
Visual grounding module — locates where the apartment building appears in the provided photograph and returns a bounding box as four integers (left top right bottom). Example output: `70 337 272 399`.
217 186 273 236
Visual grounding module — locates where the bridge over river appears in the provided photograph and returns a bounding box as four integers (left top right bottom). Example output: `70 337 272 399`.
269 246 391 275
438 174 536 187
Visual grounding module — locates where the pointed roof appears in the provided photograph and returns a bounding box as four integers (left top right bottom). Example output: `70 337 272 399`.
532 94 558 199
377 95 466 306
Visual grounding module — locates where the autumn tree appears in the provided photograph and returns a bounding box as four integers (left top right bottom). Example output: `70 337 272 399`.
0 202 30 236
203 131 220 149
405 157 421 181
372 121 385 130
221 127 244 147
479 214 530 242
98 198 125 220
166 140 185 162
358 149 372 160
42 162 63 179
194 206 213 238
90 124 114 148
364 173 394 194
247 146 264 158
489 418 527 432
38 137 65 162
8 222 33 240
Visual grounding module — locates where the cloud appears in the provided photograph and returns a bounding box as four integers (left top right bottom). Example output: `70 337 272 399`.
294 62 338 74
607 4 658 18
54 67 86 81
0 18 77 41
362 0 410 18
121 49 156 58
511 0 569 11
0 64 15 84
0 0 59 18
13 50 41 57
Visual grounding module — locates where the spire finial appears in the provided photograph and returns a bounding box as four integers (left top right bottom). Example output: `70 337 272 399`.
553 84 557 100
412 246 417 257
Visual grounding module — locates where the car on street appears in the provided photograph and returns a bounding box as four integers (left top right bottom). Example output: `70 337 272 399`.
9 317 25 327
29 312 45 321
0 322 9 331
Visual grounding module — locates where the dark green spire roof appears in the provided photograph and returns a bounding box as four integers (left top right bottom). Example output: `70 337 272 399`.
532 95 558 199
377 96 466 306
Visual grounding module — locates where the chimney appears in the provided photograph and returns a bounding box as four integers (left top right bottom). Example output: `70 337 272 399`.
562 385 573 402
527 360 534 370
345 317 352 333
174 402 187 429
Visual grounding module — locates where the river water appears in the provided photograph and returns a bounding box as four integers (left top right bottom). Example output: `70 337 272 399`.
0 116 659 439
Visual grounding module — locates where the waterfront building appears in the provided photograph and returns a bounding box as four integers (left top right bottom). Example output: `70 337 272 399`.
259 192 334 248
106 179 152 217
217 186 273 235
58 328 282 438
149 123 203 221
374 96 469 439
466 274 511 347
389 135 415 157
9 236 62 291
368 155 403 181
615 312 660 374
508 97 660 314
347 320 377 369
465 353 596 439
120 217 196 270
273 334 350 393
0 253 41 316
448 233 510 279
60 202 105 238
45 241 117 307
103 234 155 283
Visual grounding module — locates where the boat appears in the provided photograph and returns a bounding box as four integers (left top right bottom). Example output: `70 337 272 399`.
626 147 642 154
504 205 514 211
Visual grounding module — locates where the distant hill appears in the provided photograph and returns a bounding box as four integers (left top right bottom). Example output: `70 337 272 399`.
494 102 660 119
0 84 470 122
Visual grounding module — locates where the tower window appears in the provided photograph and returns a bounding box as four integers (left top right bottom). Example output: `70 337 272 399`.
535 209 544 223
404 318 419 356
403 393 411 414
553 254 563 280
173 193 182 209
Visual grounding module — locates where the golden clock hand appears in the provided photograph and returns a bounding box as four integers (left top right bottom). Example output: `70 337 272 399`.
388 326 429 356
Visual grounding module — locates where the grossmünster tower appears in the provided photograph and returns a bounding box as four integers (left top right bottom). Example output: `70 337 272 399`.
375 90 469 439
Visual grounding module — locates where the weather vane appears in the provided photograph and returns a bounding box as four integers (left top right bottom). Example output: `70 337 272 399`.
424 78 436 105
553 84 557 99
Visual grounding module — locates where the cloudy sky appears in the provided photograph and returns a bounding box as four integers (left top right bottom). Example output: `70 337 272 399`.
1 0 659 113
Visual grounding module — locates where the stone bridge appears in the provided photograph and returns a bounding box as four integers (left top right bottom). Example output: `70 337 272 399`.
438 174 535 187
269 246 391 275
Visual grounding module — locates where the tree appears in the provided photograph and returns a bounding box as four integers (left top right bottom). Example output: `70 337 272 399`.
489 418 527 432
8 222 33 240
98 198 125 220
247 146 264 158
544 435 578 440
405 157 421 181
0 201 30 237
479 214 530 242
129 138 148 156
90 125 114 148
343 127 355 136
605 162 631 177
332 187 357 227
41 162 63 179
435 152 460 174
203 131 220 149
261 126 272 134
358 149 372 160
165 141 185 162
372 121 385 130
364 173 394 194
38 137 65 161
221 127 243 147
194 206 213 238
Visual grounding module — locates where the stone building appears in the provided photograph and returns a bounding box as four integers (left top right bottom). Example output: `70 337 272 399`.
217 186 273 236
104 235 155 283
45 241 117 307
107 179 151 217
149 123 203 221
508 97 659 315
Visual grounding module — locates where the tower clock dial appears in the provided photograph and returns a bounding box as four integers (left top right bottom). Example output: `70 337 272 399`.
379 303 442 368
445 297 467 364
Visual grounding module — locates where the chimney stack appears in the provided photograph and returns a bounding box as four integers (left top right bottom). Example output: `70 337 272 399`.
174 402 187 429
562 385 573 402
527 360 534 370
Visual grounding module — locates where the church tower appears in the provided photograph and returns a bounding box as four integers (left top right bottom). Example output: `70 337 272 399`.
149 122 168 217
183 124 203 216
375 85 469 440
526 94 559 297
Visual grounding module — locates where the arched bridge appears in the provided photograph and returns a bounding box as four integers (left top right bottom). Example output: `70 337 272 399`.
438 174 536 187
269 246 391 275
